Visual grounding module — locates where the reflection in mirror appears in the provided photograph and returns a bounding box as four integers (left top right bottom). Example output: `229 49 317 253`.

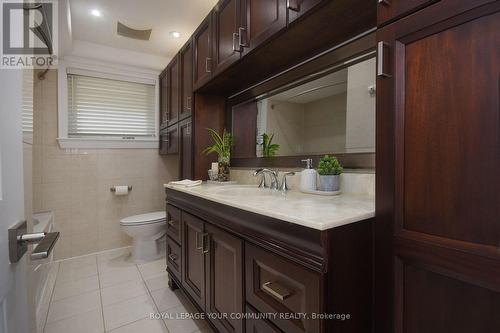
254 57 375 157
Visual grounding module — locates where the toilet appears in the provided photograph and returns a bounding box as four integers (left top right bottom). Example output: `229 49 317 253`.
120 211 167 263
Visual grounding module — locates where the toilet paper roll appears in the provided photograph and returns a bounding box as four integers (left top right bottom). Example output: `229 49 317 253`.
114 186 129 196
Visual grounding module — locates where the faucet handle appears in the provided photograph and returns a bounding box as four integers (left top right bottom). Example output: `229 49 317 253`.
253 169 267 188
279 172 296 192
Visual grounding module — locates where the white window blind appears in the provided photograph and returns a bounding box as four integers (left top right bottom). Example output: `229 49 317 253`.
67 74 156 138
22 70 33 133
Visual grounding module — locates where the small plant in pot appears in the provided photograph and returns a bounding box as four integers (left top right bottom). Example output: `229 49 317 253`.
317 155 343 191
203 128 233 182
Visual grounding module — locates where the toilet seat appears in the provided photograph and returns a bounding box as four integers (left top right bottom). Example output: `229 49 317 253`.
120 211 166 226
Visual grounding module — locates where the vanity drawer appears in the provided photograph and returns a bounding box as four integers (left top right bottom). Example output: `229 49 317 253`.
167 237 181 281
245 243 322 333
246 305 283 333
166 204 181 244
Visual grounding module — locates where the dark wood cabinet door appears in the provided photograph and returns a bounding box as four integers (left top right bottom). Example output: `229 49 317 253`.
376 2 500 332
166 204 181 244
181 212 206 310
164 125 179 155
180 41 193 120
179 118 193 180
159 70 169 128
212 0 242 76
168 55 180 126
246 306 282 333
167 237 182 281
287 0 323 24
193 14 213 90
241 0 287 55
205 224 243 333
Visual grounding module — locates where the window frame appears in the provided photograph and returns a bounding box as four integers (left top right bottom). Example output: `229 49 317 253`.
57 58 160 149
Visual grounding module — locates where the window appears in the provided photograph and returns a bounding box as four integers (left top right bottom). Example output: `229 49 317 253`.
22 70 33 134
67 73 156 138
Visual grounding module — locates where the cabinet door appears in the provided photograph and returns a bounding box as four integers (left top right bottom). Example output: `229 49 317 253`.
241 0 287 55
180 41 193 120
246 306 282 333
377 0 437 26
165 125 179 155
193 14 213 90
179 118 193 180
376 2 500 332
168 55 180 126
181 212 206 310
212 0 242 76
287 0 323 24
159 70 169 128
205 224 243 333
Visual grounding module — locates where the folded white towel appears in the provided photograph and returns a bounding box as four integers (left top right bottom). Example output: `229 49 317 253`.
168 179 203 187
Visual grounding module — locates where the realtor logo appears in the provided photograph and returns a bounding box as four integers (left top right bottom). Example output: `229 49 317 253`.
1 0 58 68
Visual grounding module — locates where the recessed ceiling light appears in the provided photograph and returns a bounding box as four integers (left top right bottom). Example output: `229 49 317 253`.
91 9 101 17
170 31 181 38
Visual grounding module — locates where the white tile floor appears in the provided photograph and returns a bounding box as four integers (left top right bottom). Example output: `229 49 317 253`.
43 247 213 333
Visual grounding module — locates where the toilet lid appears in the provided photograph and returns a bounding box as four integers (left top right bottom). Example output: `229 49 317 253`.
120 211 166 226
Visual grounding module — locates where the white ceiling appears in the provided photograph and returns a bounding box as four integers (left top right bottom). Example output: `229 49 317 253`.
69 0 218 58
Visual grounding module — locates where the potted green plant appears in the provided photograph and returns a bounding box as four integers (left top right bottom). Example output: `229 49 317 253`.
259 133 280 157
317 155 343 191
203 128 233 181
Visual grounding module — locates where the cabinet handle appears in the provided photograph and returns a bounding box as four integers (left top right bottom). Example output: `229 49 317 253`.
232 33 241 52
377 41 391 78
378 0 390 6
195 231 203 250
168 254 178 261
238 27 248 47
186 96 192 111
167 220 175 227
202 233 210 254
287 0 300 11
262 281 292 301
186 122 191 136
205 58 212 73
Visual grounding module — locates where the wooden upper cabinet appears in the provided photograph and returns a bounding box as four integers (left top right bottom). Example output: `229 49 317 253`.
241 0 287 55
212 0 243 76
159 69 169 128
287 0 323 24
193 14 213 90
377 0 438 25
179 118 193 180
180 41 193 120
168 55 180 126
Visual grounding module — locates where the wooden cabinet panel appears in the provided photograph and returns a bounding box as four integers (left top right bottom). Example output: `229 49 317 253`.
241 0 287 54
245 243 321 333
287 0 323 24
168 55 180 126
375 2 500 332
180 42 193 120
246 305 282 333
377 0 438 25
166 204 181 244
179 118 193 180
194 14 213 90
212 0 242 75
159 70 169 128
205 224 244 333
181 212 206 309
167 237 181 281
231 100 257 158
160 125 179 155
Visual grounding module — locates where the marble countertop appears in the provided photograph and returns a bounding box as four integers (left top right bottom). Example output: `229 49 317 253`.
164 183 375 231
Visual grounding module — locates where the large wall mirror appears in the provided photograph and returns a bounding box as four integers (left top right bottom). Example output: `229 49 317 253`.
230 38 376 169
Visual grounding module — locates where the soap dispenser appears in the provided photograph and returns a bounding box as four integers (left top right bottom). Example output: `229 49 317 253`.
300 158 317 192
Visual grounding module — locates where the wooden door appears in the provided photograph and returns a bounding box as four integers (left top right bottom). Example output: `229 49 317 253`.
181 212 206 309
159 69 169 128
179 118 193 180
193 14 213 90
168 55 180 126
246 306 282 333
212 0 242 75
180 41 193 120
241 0 287 55
377 0 438 26
375 1 500 332
287 0 323 24
165 125 179 155
205 224 243 333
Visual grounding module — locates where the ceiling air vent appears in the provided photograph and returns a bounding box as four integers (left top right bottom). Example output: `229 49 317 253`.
117 22 152 41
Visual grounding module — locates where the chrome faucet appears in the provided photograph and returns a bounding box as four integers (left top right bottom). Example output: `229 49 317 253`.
279 172 295 192
254 169 295 192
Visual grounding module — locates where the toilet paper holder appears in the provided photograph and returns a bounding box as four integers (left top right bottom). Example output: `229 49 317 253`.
110 186 133 192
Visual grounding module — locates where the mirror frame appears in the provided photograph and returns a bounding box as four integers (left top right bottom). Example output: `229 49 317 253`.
227 31 376 170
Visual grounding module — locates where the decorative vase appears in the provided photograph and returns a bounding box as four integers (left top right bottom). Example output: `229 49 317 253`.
218 156 230 182
319 175 340 192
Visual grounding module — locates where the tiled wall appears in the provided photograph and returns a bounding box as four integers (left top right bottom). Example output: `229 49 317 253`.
33 70 178 260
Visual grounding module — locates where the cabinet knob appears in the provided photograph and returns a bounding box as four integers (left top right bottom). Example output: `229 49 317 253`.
168 254 178 261
205 58 212 73
378 0 391 6
167 220 175 226
377 41 392 78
